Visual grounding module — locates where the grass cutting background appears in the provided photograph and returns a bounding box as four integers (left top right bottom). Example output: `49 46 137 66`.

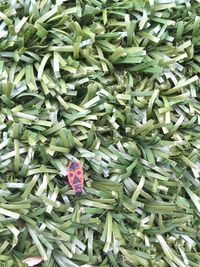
0 0 200 266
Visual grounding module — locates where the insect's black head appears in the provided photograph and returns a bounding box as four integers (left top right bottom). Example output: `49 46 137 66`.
69 161 79 170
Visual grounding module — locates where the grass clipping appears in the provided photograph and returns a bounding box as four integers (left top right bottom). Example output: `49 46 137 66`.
0 0 200 266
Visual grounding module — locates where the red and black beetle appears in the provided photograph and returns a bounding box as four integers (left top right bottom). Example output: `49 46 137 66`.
67 161 84 196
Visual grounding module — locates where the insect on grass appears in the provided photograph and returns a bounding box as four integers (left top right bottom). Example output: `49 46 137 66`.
67 161 84 196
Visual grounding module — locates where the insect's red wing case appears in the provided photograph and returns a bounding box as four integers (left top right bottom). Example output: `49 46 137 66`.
67 167 75 186
67 161 84 194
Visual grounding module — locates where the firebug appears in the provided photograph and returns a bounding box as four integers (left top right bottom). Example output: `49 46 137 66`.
67 161 84 196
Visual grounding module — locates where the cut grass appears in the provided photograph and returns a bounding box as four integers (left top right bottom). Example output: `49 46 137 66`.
0 0 200 266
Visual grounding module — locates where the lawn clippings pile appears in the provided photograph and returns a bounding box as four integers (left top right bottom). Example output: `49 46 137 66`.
0 0 200 266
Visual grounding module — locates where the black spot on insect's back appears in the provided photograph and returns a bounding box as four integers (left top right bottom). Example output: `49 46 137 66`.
69 173 73 177
73 175 80 184
77 170 81 175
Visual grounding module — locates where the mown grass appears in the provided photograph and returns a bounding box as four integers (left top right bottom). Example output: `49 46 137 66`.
0 0 200 266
